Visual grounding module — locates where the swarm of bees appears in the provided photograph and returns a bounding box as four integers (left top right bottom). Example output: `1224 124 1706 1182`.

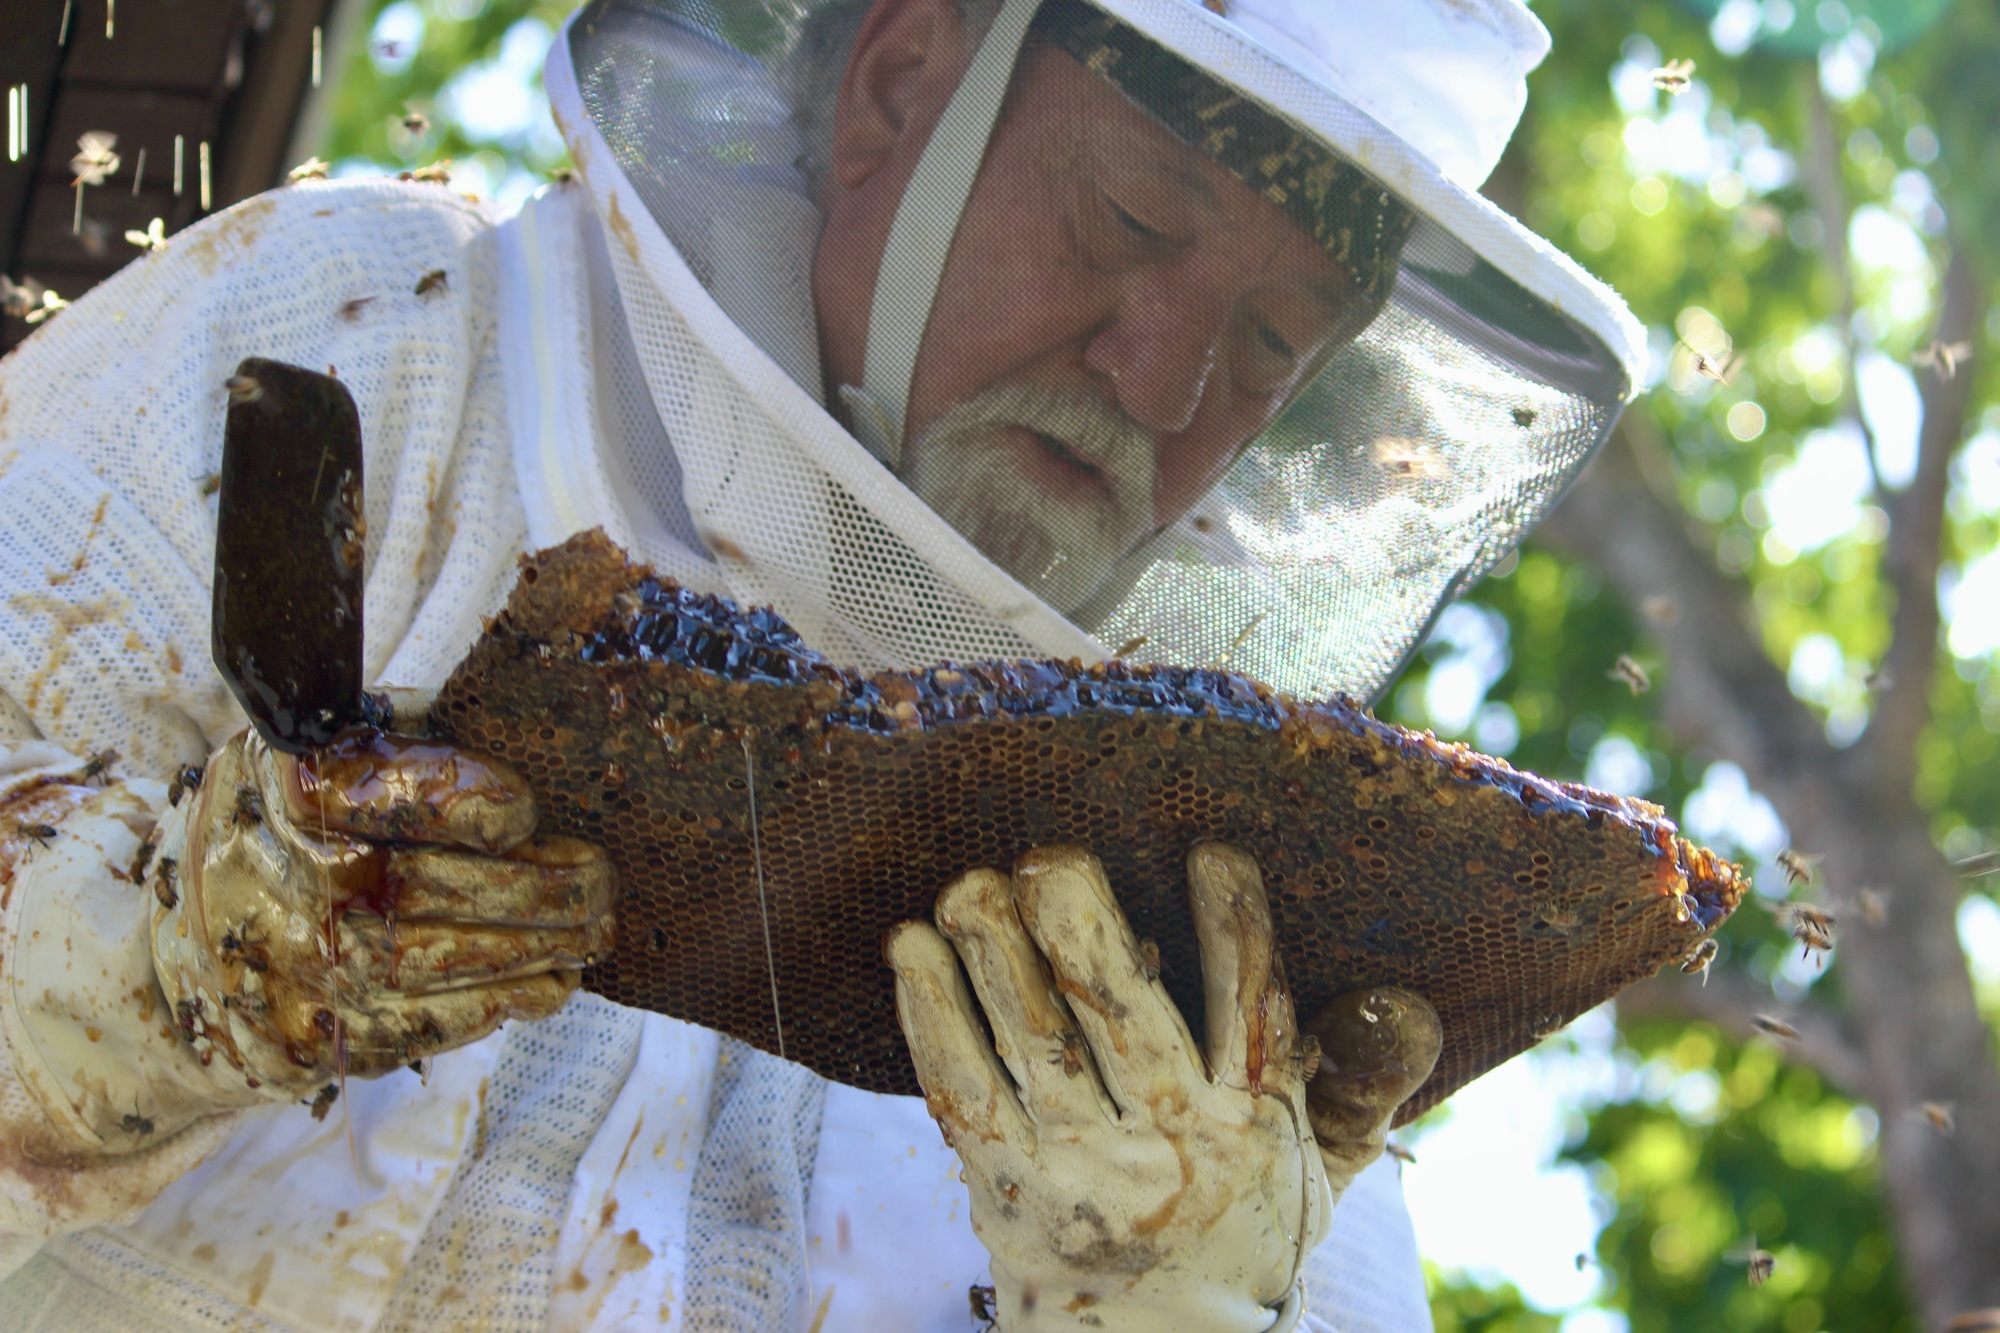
1912 339 1973 382
1608 654 1651 696
1726 1235 1776 1287
1650 58 1696 94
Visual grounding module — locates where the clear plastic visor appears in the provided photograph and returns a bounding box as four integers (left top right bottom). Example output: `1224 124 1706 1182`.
573 0 1629 702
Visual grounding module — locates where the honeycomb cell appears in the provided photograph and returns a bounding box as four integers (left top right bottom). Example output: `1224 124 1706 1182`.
429 530 1747 1125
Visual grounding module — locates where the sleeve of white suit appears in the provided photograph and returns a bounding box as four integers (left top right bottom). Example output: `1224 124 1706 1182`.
0 177 528 1247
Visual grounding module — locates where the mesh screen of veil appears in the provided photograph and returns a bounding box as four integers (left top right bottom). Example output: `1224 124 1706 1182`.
570 0 1630 701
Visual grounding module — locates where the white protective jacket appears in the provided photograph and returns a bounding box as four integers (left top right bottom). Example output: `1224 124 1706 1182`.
0 94 1432 1333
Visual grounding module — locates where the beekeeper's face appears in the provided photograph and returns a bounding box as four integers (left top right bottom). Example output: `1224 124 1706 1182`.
816 0 1374 611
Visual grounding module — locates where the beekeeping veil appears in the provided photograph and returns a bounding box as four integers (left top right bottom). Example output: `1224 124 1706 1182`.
553 0 1644 700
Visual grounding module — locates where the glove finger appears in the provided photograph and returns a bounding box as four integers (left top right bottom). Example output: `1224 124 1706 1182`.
273 731 537 854
1186 840 1298 1095
336 970 580 1072
380 837 613 925
1303 986 1441 1189
885 920 1031 1154
1011 845 1202 1116
337 916 612 996
933 868 1117 1128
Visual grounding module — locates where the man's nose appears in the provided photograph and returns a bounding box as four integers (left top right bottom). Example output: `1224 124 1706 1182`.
1082 274 1228 435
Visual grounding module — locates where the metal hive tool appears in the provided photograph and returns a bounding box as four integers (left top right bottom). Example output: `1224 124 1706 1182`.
429 531 1744 1122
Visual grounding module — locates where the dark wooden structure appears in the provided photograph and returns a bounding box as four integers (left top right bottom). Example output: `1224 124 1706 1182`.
2 0 336 351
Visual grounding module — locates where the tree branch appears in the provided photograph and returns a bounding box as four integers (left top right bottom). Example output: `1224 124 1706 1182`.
1861 239 1986 782
1615 964 1872 1097
1798 67 1884 491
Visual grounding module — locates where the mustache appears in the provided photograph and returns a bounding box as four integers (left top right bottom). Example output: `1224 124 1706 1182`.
918 381 1157 504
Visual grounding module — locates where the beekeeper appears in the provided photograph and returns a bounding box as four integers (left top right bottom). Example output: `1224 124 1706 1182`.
0 0 1643 1328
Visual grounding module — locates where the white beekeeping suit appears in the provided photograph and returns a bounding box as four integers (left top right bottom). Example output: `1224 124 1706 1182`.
0 0 1643 1328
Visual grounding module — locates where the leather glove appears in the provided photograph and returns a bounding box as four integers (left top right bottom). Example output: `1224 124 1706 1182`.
149 724 614 1098
887 842 1439 1332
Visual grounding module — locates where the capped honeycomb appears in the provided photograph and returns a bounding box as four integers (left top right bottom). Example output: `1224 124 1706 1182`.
430 531 1743 1123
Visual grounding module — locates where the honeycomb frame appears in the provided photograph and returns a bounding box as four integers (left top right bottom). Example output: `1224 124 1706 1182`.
430 532 1744 1123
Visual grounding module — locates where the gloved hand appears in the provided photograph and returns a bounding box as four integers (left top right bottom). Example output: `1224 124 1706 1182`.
149 723 614 1098
887 842 1439 1332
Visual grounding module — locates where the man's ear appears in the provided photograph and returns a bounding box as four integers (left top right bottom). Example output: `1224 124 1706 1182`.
829 0 972 190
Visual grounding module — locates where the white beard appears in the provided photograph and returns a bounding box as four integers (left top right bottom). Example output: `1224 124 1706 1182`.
902 382 1157 615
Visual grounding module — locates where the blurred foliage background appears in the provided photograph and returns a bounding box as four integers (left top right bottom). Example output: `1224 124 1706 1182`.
301 0 2000 1328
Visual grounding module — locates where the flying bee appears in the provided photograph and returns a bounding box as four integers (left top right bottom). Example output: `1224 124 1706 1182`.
69 131 122 187
231 782 263 827
1113 634 1150 660
400 109 430 136
1944 1310 2000 1332
1680 937 1717 984
167 762 205 807
1956 851 1999 879
1911 339 1973 382
414 268 449 298
551 167 576 185
1726 1236 1776 1287
1864 665 1894 693
1856 887 1887 928
1751 1013 1800 1041
223 373 262 406
1384 1139 1417 1165
1689 347 1739 384
1650 58 1696 93
1776 848 1821 887
1608 654 1651 696
124 217 167 254
338 295 378 321
1370 435 1450 481
1641 595 1679 626
12 820 58 849
153 856 179 910
1916 1101 1956 1134
1776 901 1835 961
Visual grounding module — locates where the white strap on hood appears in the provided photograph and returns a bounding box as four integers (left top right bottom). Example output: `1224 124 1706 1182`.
844 0 1042 464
